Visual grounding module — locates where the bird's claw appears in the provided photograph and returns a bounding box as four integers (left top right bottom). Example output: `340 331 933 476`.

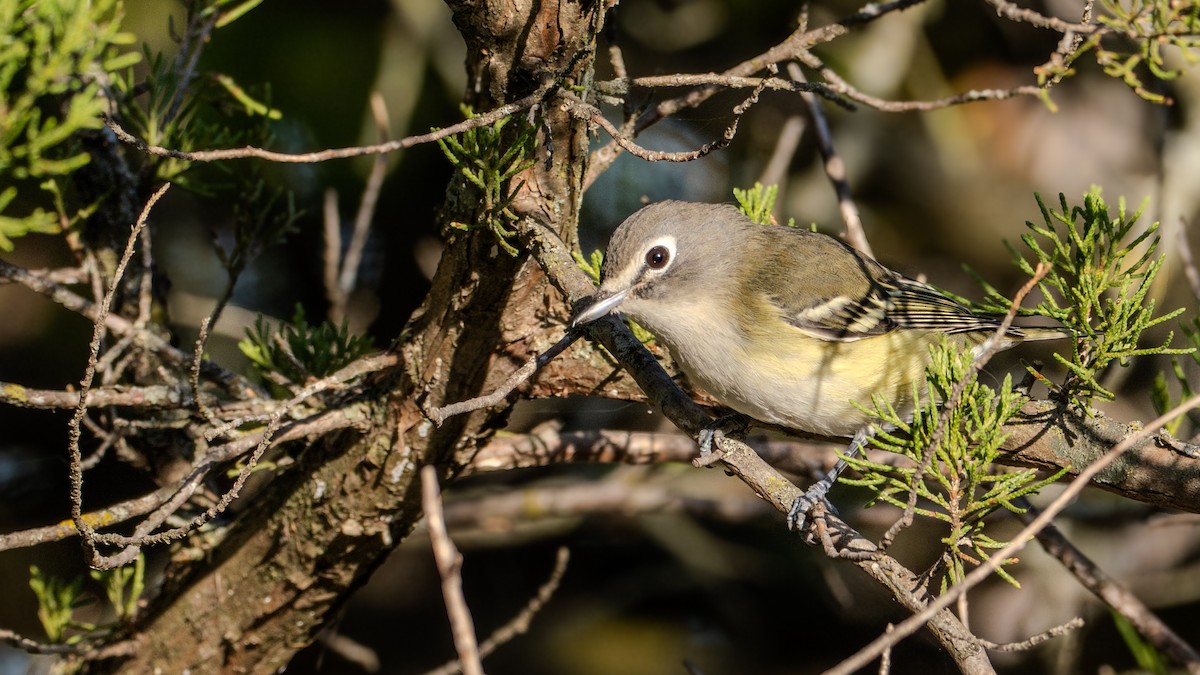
788 427 874 530
787 479 837 531
697 413 750 458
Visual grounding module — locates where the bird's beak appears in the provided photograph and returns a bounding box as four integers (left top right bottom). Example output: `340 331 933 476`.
570 287 630 328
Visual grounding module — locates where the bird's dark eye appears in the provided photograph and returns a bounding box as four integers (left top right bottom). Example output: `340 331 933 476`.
645 245 670 270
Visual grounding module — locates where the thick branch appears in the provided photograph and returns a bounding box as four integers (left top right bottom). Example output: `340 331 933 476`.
1001 400 1200 514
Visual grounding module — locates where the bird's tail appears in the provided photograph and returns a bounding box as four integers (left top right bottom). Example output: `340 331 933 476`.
1012 325 1074 342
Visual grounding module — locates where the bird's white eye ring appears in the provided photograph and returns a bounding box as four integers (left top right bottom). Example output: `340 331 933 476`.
645 245 670 270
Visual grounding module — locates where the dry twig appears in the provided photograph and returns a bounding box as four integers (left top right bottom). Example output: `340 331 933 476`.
101 85 551 164
1177 217 1200 305
324 92 392 324
826 392 1200 675
422 547 571 675
426 333 579 426
787 62 871 257
0 405 365 553
1017 498 1200 669
0 258 254 396
67 183 171 568
421 466 484 675
978 617 1085 652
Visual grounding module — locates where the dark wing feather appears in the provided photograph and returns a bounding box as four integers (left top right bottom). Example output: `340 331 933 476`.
775 269 1006 342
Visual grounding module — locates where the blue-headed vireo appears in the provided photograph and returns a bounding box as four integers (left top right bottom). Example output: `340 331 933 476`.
570 201 1068 525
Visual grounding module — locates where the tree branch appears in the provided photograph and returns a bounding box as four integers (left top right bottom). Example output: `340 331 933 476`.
1000 400 1200 514
421 547 570 675
0 382 185 409
1016 498 1200 669
827 393 1200 674
100 85 551 164
422 466 484 675
0 258 255 397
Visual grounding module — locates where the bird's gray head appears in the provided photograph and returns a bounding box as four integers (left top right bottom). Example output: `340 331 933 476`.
571 201 752 328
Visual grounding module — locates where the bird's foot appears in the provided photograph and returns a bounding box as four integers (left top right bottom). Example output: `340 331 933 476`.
697 413 751 458
787 478 838 531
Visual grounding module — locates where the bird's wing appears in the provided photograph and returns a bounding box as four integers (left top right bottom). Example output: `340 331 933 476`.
774 272 1004 343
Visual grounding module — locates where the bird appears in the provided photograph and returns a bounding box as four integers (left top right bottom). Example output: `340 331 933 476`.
570 200 1068 527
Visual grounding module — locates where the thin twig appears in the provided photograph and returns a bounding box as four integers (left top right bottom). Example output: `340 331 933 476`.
18 354 389 567
460 422 849 477
593 73 849 107
879 624 893 675
608 36 628 81
826 392 1200 675
322 188 342 317
190 276 239 421
0 627 83 655
324 90 388 326
0 410 808 554
336 92 391 318
0 258 256 396
79 416 121 471
88 413 289 567
625 0 929 136
164 6 218 124
788 62 871 257
0 265 89 285
95 334 134 385
316 632 380 673
757 114 806 199
423 547 571 675
135 225 154 330
78 353 397 561
421 465 484 675
102 85 551 164
0 406 364 553
67 183 171 567
981 0 1092 32
1040 0 1094 89
1016 497 1200 669
584 99 644 191
564 71 771 164
0 382 184 409
800 48 1045 112
0 486 172 552
426 332 580 426
441 474 774 530
475 546 569 656
0 627 135 660
706 434 994 672
206 351 395 440
977 617 1084 652
324 94 395 323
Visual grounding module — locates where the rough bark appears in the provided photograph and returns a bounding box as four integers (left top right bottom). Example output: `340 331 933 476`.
1001 400 1200 513
89 2 600 672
